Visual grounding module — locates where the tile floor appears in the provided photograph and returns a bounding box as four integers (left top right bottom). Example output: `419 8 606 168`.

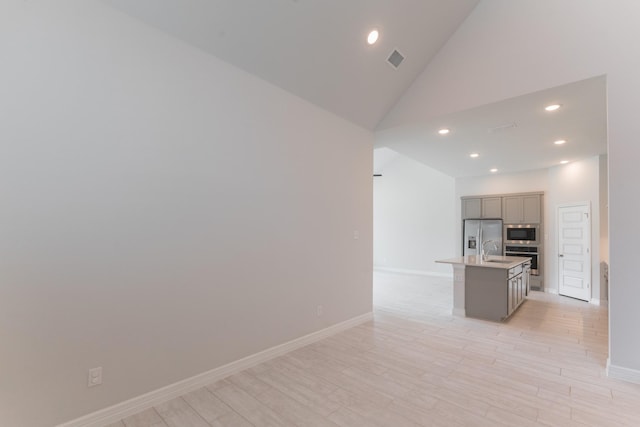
107 271 640 426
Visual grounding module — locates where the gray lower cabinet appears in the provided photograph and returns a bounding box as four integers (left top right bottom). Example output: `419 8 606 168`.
465 264 528 321
523 261 531 295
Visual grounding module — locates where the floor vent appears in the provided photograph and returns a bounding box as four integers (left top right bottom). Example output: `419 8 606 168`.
387 49 405 69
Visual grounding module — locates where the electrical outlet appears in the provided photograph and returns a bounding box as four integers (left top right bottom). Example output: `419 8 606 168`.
88 367 102 388
353 230 359 240
316 305 324 317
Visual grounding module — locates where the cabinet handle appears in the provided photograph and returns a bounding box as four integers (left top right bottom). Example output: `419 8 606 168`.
558 254 564 257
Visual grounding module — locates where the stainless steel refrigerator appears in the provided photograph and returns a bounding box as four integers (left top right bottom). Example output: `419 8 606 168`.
463 219 503 257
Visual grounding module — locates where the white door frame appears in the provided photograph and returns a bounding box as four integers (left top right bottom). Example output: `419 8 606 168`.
557 201 591 301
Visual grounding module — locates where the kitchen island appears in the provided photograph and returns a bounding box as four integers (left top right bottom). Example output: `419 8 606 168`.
436 255 531 321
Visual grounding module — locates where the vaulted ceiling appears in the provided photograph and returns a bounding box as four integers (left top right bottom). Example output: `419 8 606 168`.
103 0 607 178
104 0 480 130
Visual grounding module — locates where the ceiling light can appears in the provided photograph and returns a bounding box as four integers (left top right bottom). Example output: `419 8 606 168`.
438 128 450 135
367 30 379 45
545 104 561 111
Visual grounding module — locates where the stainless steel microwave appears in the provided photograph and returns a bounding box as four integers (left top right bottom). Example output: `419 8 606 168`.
505 224 539 244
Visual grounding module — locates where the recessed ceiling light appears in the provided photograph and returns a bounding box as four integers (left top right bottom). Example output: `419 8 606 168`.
490 168 498 173
560 160 569 164
367 30 379 45
438 128 450 135
545 104 561 112
554 139 567 145
470 153 479 158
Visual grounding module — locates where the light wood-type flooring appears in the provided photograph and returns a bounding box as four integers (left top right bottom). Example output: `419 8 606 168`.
108 271 640 426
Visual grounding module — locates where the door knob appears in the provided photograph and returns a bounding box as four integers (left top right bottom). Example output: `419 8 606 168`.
559 254 564 257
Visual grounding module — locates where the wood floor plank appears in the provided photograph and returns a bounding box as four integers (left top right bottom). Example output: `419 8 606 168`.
342 400 422 427
226 371 272 397
254 362 343 417
181 387 251 426
154 397 210 427
327 406 378 427
255 387 340 427
211 383 295 427
207 411 255 427
122 408 168 427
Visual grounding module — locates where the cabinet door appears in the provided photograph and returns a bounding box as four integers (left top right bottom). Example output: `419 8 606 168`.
462 198 481 219
503 196 524 223
522 195 541 223
507 278 513 313
482 197 502 218
517 276 523 305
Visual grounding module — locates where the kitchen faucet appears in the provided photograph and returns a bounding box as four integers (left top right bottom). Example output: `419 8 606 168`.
481 240 499 261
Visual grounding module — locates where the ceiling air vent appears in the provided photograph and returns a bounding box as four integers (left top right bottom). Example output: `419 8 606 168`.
387 49 405 69
488 122 518 133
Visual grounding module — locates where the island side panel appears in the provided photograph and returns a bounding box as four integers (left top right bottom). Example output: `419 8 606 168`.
452 264 466 316
465 266 508 321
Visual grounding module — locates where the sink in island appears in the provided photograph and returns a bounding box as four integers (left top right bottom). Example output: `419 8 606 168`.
436 255 532 321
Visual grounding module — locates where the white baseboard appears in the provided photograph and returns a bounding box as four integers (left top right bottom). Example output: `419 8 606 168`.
607 358 640 385
452 308 466 317
56 312 373 427
546 288 559 295
590 298 601 306
374 266 453 278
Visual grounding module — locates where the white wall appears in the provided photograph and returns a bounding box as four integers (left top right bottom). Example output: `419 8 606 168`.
382 0 639 375
599 155 610 300
373 152 455 275
599 155 610 261
0 1 373 426
547 157 604 301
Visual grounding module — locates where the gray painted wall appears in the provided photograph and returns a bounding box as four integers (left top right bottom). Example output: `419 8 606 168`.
0 2 373 425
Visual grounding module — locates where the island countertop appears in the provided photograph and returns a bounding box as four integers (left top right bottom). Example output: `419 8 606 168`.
436 255 530 270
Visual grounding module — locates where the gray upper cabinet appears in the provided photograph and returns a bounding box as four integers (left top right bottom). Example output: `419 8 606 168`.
482 197 502 218
503 196 523 223
463 193 542 222
462 197 502 219
462 198 481 219
503 194 541 224
522 195 541 223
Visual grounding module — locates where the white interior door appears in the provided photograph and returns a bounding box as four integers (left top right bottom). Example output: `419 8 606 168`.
558 203 591 301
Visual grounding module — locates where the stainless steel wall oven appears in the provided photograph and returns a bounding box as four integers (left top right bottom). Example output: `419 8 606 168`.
505 245 539 275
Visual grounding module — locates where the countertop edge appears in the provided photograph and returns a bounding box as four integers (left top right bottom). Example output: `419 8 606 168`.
436 255 531 270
